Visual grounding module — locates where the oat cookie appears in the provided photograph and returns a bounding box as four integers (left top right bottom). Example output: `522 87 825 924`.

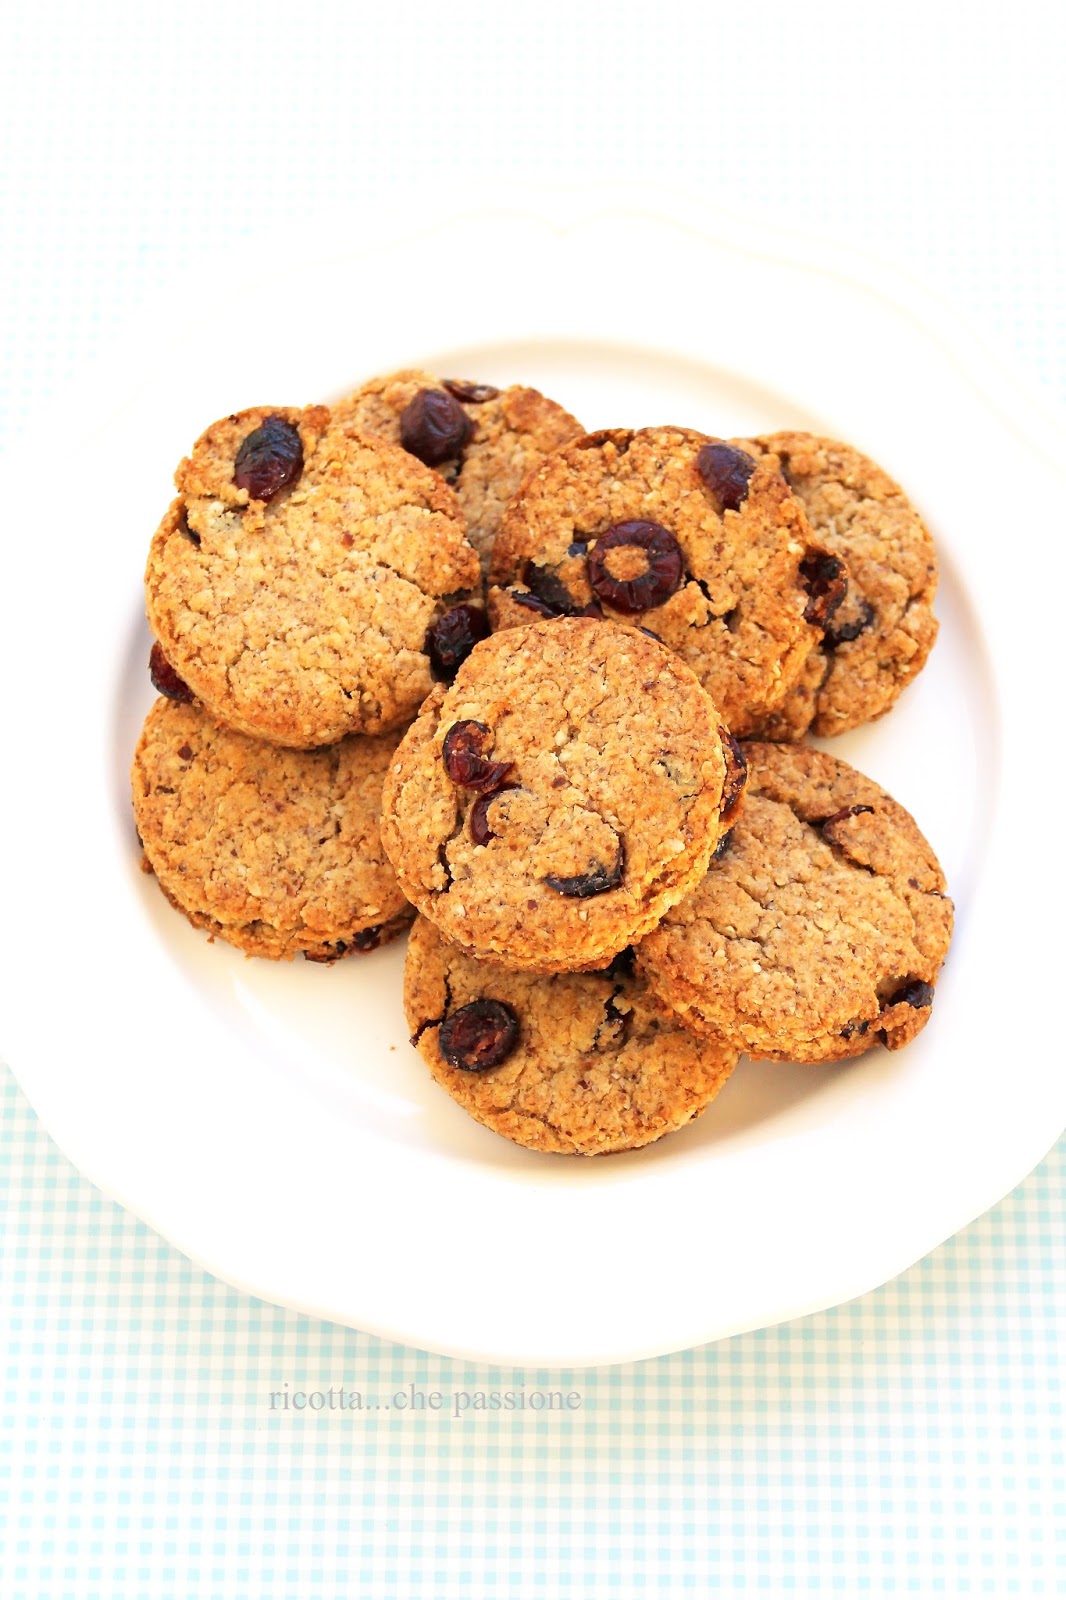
132 697 412 961
404 920 738 1155
637 742 953 1062
145 406 480 747
488 427 844 737
331 370 582 576
380 617 732 974
738 433 938 738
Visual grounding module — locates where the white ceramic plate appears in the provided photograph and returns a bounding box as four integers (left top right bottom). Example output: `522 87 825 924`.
2 189 1064 1365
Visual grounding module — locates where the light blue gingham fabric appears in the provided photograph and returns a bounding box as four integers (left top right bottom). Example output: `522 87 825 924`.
2 6 1064 1594
3 1067 1064 1596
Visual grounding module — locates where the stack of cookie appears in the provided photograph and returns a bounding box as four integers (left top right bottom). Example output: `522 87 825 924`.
132 373 953 1157
131 376 580 961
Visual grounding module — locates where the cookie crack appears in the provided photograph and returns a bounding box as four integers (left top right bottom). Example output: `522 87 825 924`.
591 980 631 1053
435 811 465 892
413 967 454 1044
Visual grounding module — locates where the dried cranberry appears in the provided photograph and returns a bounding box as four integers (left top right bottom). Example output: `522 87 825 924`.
149 643 194 702
443 378 500 403
441 720 514 793
587 522 684 614
469 783 519 845
233 415 304 501
718 728 748 826
711 828 734 860
823 596 875 649
818 804 874 830
840 1018 870 1041
521 561 579 616
696 441 756 512
545 841 625 898
509 589 558 618
305 924 393 962
799 551 847 628
304 941 348 964
399 388 474 466
885 979 934 1010
425 604 489 681
439 999 519 1071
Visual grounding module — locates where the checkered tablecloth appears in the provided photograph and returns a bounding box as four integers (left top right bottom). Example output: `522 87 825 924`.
2 6 1064 1595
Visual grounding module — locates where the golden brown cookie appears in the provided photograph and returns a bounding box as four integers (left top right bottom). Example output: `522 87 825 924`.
380 617 733 974
488 428 844 737
738 433 938 738
331 370 582 577
637 742 953 1062
404 920 738 1155
132 697 412 961
145 406 480 747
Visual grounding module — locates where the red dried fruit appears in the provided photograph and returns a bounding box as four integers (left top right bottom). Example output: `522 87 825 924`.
469 782 519 845
304 924 391 963
521 561 580 616
885 979 935 1010
439 999 519 1071
818 804 874 830
509 590 559 618
399 388 474 466
149 643 194 702
840 1018 870 1041
304 941 347 964
233 415 304 501
441 720 514 793
823 595 875 649
443 378 500 403
696 441 756 512
587 521 684 614
799 551 847 628
718 728 748 827
545 841 625 898
425 604 489 681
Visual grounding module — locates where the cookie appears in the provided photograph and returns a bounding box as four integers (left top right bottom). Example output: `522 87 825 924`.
404 920 738 1155
637 742 953 1062
132 697 412 961
380 617 733 974
145 407 480 747
331 370 582 576
488 427 843 737
737 433 938 738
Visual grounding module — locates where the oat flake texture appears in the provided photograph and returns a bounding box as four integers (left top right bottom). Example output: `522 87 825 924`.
637 741 953 1062
381 617 730 973
404 917 738 1154
145 405 479 747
